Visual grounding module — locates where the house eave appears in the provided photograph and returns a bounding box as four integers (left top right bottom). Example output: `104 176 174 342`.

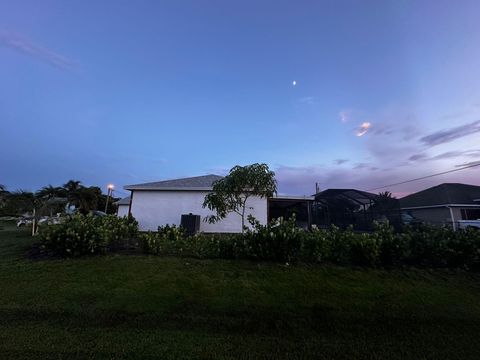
401 204 480 210
124 186 213 191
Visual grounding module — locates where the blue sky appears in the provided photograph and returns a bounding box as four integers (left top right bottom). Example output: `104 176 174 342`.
1 0 480 197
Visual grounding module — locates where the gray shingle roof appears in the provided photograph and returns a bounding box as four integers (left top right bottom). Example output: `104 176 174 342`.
399 183 480 208
115 196 131 205
124 174 223 191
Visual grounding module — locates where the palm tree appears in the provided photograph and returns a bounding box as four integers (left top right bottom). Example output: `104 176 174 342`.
75 186 102 214
63 180 82 193
371 191 400 224
36 185 62 200
35 185 68 216
62 180 84 209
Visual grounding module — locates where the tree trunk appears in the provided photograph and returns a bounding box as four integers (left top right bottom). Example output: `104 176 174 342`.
241 205 245 234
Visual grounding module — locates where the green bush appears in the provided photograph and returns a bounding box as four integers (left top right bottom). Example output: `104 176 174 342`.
326 225 354 265
140 224 185 255
141 225 245 259
39 214 138 257
139 219 480 271
38 211 480 271
244 215 304 262
377 222 409 267
349 232 380 266
300 227 331 263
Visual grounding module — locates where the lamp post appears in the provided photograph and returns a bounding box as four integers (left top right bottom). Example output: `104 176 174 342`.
104 184 114 213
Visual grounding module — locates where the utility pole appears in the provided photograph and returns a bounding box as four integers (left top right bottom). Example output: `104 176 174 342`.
104 184 114 213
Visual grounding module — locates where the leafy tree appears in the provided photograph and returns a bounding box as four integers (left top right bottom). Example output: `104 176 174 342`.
203 163 277 232
6 190 38 215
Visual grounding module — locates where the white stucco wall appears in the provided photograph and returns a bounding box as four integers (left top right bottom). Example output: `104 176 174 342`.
129 190 268 232
117 204 130 217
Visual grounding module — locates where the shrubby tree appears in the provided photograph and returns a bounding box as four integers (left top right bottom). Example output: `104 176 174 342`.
7 190 38 215
203 163 277 232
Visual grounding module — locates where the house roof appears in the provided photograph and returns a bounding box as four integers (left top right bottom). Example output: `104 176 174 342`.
114 196 131 205
315 189 378 205
399 183 480 208
124 174 223 191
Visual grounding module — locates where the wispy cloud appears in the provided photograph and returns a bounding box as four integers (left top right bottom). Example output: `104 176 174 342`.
334 159 349 165
455 160 480 167
409 149 480 165
420 120 480 147
298 96 315 105
0 30 76 70
356 122 371 137
339 110 352 123
274 162 480 196
408 153 428 161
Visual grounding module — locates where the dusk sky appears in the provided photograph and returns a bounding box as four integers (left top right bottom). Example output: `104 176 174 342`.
1 0 480 198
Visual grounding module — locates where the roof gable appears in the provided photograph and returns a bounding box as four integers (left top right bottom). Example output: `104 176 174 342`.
115 196 131 205
124 174 223 191
314 189 379 206
399 183 480 208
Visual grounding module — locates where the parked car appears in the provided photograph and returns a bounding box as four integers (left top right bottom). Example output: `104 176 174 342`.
90 210 107 217
457 220 480 230
16 218 33 227
401 213 423 226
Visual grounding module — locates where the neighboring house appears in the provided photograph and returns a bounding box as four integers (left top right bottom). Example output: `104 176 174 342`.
115 197 131 217
268 195 315 229
312 189 385 230
124 174 268 232
399 183 480 228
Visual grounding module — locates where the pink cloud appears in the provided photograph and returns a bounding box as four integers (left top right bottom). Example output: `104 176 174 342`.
356 122 371 136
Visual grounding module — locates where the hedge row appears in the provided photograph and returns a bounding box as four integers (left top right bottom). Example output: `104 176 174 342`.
39 214 138 257
141 216 480 270
38 214 480 270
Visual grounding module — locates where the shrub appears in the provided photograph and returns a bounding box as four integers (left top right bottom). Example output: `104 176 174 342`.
325 225 354 265
140 224 185 255
300 227 331 263
349 232 380 267
140 226 245 259
376 221 409 267
138 219 480 271
39 214 138 257
244 215 305 262
41 211 480 271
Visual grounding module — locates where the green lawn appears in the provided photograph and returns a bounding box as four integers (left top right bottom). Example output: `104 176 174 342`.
1 222 480 359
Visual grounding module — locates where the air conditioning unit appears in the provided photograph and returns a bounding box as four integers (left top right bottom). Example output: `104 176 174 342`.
181 213 200 235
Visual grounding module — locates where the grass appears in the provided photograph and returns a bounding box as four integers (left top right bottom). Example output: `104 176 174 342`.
1 221 480 359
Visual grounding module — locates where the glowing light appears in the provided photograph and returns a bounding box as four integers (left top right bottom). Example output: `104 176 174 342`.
107 184 114 190
356 122 371 137
292 80 296 86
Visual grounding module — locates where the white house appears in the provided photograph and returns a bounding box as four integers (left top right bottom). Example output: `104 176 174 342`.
115 196 131 217
123 174 268 232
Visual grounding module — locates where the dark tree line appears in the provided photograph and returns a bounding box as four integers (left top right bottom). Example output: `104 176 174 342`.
0 180 119 216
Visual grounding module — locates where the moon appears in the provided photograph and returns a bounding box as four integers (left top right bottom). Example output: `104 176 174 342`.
292 80 297 86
